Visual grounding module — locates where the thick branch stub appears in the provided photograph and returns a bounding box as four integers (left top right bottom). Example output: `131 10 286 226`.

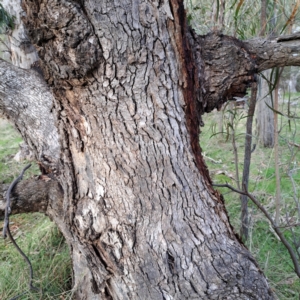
22 0 102 83
0 179 63 218
192 32 300 113
196 32 256 113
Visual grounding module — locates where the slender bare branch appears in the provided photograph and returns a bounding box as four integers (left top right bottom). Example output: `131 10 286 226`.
213 182 300 277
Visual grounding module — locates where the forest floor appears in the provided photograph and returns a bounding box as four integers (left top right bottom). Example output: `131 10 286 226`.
0 90 300 299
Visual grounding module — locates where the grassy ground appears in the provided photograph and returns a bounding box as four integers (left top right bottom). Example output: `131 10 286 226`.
0 119 72 300
201 95 300 299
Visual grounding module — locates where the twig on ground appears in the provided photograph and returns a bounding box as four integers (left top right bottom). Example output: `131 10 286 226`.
203 153 222 164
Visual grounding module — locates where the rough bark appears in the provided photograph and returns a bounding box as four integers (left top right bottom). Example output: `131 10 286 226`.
248 34 300 71
3 0 300 299
193 32 300 113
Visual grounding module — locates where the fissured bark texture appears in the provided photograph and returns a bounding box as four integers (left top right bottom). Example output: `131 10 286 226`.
21 0 273 299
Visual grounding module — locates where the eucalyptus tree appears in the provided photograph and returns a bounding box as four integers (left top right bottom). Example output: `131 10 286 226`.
1 1 300 299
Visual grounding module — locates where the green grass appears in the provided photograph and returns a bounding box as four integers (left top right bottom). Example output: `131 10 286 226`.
0 119 72 299
0 119 39 183
201 98 300 299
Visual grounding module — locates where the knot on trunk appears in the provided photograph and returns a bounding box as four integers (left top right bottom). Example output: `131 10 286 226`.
22 0 102 82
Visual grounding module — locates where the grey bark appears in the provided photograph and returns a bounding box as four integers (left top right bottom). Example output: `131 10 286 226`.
0 58 60 171
240 82 258 241
256 70 275 147
245 35 300 71
1 0 39 68
240 0 266 241
3 0 300 299
198 32 300 113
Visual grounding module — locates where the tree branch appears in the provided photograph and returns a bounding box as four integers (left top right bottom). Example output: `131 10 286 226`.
213 182 300 277
245 33 300 72
0 58 60 172
190 31 300 113
0 178 63 218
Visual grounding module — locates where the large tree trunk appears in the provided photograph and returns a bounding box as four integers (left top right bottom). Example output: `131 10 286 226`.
2 0 300 299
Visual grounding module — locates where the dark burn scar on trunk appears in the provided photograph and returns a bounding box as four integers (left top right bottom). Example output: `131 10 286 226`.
169 0 212 187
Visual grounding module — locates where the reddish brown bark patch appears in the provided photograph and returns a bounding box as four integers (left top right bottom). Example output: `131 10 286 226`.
168 3 245 238
168 1 212 188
